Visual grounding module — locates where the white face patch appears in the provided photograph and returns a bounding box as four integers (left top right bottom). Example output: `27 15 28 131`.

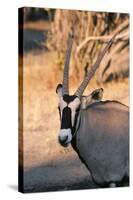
68 97 81 110
59 129 72 145
68 97 80 126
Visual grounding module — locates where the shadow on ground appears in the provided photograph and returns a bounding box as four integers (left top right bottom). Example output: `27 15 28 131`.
23 155 98 193
8 185 18 191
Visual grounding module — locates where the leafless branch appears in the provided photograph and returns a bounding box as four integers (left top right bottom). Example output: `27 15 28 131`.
77 30 129 54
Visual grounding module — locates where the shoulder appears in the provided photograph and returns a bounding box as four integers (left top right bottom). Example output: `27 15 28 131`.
82 100 129 112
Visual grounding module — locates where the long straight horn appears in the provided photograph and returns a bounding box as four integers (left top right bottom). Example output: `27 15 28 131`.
74 34 117 98
62 29 74 95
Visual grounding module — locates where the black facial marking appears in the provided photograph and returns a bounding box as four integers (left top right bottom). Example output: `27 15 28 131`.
58 94 80 138
76 106 80 112
63 95 77 104
58 106 61 120
61 107 72 129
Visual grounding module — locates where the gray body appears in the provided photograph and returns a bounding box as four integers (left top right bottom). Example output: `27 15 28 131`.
75 101 129 185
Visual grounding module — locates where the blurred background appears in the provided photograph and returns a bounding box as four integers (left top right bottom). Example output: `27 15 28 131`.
19 7 129 192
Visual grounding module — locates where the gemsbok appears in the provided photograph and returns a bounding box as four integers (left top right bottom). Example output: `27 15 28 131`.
56 30 129 188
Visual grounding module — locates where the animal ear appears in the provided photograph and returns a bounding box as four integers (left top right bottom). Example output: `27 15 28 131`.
56 84 63 97
91 88 104 101
81 88 103 109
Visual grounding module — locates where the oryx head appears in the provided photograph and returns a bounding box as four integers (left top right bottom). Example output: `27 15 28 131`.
56 29 116 147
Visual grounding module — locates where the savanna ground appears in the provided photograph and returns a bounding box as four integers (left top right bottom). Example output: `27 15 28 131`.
19 20 129 193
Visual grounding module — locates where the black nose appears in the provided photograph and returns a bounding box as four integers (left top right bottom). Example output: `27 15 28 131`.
58 135 68 144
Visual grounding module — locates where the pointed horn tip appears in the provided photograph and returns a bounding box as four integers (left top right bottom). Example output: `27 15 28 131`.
69 32 74 39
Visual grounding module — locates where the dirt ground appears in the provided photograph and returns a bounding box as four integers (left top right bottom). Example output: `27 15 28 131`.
20 24 129 193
